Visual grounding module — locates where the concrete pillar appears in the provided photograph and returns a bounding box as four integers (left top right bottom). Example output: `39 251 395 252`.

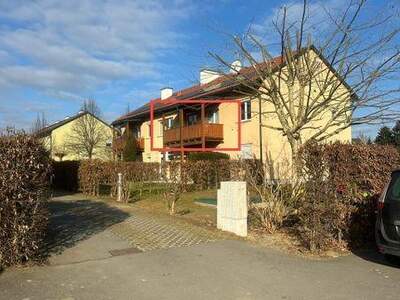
117 173 123 202
217 181 247 237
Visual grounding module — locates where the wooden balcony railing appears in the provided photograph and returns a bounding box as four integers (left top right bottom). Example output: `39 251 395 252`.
163 123 223 146
113 135 144 152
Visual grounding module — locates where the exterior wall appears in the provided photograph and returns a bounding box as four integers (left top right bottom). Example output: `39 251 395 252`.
46 116 114 161
217 100 260 159
141 111 177 163
256 49 352 171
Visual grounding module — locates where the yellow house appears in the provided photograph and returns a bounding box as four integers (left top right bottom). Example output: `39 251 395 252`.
112 47 352 166
36 111 114 161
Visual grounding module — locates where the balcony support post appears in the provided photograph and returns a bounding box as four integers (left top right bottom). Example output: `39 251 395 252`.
112 126 116 160
179 109 184 161
201 103 205 149
162 114 166 161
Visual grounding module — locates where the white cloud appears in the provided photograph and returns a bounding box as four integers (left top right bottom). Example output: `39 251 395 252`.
0 0 191 99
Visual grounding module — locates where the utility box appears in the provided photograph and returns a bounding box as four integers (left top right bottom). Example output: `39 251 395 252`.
217 181 247 237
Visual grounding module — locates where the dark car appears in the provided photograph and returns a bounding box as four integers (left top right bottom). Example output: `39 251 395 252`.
376 170 400 259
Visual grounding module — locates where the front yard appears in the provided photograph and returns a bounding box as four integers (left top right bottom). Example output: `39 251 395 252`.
127 187 219 228
107 187 339 258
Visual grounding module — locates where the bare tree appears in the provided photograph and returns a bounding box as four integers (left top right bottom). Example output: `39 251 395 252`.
211 0 400 160
81 98 102 117
30 112 48 134
162 162 189 215
52 142 67 161
66 113 109 159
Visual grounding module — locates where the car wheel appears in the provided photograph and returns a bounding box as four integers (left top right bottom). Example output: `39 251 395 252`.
384 254 400 265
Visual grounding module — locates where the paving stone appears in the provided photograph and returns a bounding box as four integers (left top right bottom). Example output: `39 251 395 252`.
110 211 228 252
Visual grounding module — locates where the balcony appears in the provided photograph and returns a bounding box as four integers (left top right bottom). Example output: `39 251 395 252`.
163 123 223 147
113 135 144 152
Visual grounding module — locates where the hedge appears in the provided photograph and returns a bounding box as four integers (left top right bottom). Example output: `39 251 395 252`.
79 160 161 197
0 130 51 267
78 159 244 200
297 142 400 250
187 152 230 161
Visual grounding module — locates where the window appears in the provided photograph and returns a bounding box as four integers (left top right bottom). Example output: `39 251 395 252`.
241 100 251 121
208 110 219 124
387 172 400 203
159 120 163 136
241 143 253 159
161 118 174 136
166 118 174 129
133 127 141 138
187 114 198 126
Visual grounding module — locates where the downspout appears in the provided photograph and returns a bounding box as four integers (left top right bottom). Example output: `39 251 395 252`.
258 97 263 164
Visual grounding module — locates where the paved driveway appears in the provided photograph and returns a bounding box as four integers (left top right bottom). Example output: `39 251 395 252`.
0 195 399 300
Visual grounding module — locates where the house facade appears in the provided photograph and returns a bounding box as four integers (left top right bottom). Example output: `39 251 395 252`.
112 48 352 166
37 111 114 161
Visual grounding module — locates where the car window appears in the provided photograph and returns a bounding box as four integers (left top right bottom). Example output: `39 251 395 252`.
386 172 400 203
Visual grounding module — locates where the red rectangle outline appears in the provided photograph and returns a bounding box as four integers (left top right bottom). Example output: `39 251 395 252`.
150 98 241 152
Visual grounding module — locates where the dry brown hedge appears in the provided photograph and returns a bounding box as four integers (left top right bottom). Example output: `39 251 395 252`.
79 160 161 197
0 130 51 267
297 142 400 251
78 159 244 200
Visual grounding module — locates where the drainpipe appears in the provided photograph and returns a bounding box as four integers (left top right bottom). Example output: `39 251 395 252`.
258 97 263 164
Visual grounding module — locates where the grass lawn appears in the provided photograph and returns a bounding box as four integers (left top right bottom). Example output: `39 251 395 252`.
128 188 219 227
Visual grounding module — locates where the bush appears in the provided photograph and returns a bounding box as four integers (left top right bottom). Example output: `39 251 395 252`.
78 159 243 201
184 160 235 190
51 160 80 192
0 130 51 267
187 152 230 161
297 142 400 251
79 160 161 200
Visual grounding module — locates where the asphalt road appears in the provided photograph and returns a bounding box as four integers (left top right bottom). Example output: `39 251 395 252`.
1 239 400 300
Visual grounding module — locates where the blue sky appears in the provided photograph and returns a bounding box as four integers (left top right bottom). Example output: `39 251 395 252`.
0 0 397 137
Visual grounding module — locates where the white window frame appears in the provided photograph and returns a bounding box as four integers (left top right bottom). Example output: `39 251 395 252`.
208 110 219 124
241 99 251 121
166 118 173 129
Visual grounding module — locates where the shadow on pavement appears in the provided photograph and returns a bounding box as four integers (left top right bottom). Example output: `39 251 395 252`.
43 197 129 258
352 247 400 268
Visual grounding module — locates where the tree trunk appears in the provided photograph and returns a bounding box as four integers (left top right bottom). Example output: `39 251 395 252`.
288 136 302 177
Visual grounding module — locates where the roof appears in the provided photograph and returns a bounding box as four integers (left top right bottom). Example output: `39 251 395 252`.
113 45 355 126
35 111 113 137
113 56 284 126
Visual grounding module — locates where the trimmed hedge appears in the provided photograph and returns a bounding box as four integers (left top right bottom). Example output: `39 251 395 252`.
0 130 51 267
297 142 400 250
78 159 243 200
52 160 80 192
79 160 161 198
187 152 230 161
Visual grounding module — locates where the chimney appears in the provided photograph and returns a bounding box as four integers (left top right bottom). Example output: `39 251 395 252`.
200 69 220 84
160 87 173 100
229 60 242 73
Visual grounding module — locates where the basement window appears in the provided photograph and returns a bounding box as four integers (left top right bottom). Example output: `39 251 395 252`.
241 143 253 159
